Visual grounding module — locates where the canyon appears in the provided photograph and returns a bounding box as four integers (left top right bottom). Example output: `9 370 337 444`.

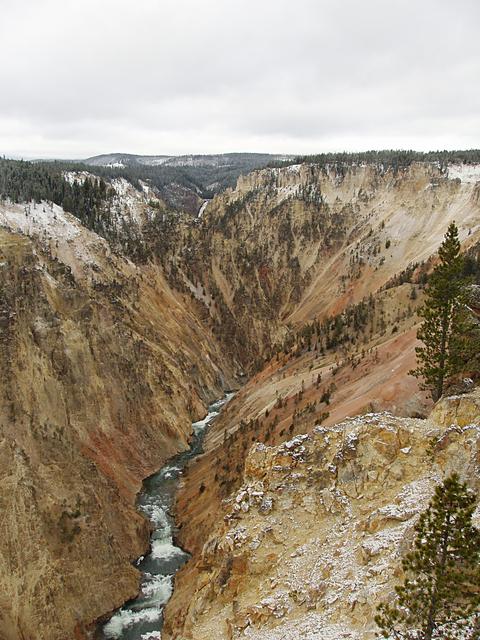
0 156 480 639
0 198 232 639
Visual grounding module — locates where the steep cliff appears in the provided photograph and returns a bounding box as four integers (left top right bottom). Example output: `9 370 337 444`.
0 201 232 640
166 162 480 370
164 391 480 640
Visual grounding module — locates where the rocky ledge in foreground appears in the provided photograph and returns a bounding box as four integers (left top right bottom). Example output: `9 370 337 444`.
163 389 480 640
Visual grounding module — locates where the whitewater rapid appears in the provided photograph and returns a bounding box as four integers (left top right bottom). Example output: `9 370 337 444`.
100 394 233 640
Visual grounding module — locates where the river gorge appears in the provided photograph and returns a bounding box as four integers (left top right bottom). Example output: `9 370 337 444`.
98 394 233 640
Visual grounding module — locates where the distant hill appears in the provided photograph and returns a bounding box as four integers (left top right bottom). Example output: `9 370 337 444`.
84 153 171 167
84 152 293 170
81 152 295 210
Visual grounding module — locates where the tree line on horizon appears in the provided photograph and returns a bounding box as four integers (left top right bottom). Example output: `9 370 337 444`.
269 149 480 170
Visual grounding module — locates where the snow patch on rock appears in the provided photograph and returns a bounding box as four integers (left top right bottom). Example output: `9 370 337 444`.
447 163 480 183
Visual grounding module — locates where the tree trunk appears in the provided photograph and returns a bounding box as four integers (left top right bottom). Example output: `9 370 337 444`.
424 513 451 639
435 305 450 401
424 599 437 640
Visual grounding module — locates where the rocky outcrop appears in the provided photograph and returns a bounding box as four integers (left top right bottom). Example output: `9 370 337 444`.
163 391 480 639
430 386 480 427
0 204 233 640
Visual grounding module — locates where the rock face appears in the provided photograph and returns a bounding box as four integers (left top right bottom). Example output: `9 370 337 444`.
163 392 480 639
167 162 480 369
0 203 232 640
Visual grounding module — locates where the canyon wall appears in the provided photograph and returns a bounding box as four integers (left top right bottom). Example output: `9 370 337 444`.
165 162 480 370
0 202 232 640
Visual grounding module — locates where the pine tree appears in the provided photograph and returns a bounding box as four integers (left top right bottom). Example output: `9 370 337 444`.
410 222 472 401
375 474 480 639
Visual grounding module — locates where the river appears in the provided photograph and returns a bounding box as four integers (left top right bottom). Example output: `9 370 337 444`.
99 393 233 640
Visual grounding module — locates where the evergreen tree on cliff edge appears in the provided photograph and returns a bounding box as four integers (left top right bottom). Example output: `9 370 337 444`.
410 221 476 401
375 474 480 639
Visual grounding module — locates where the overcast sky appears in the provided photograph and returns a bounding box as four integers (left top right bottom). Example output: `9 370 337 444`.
1 0 479 158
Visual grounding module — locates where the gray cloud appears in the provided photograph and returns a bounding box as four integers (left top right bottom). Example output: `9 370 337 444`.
1 0 479 157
